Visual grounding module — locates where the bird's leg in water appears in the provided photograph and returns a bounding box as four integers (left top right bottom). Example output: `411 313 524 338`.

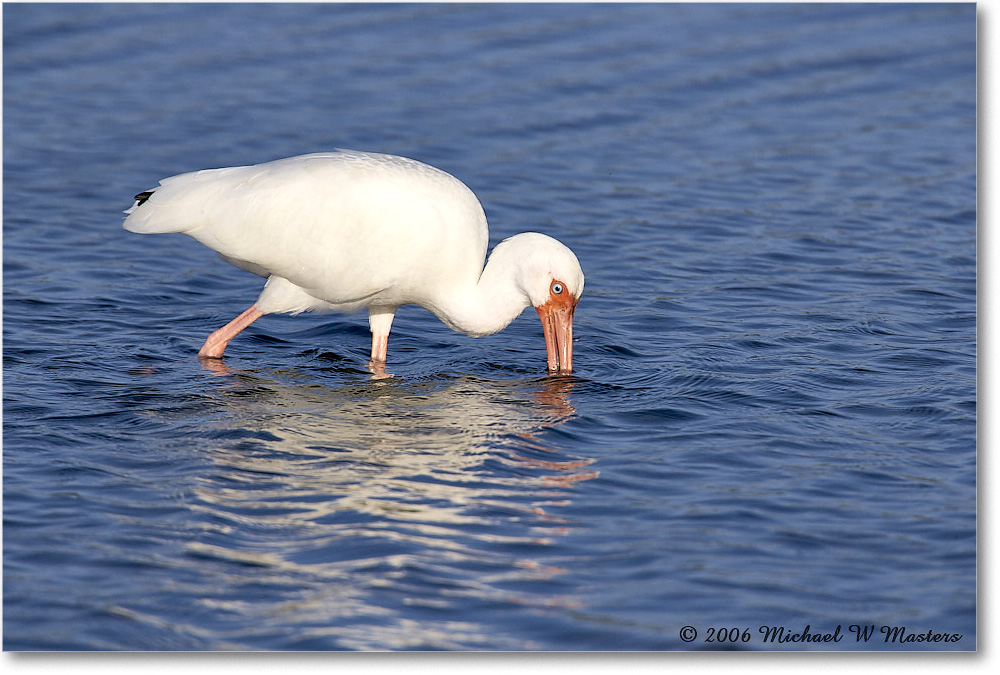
198 306 264 359
367 335 390 378
367 310 394 379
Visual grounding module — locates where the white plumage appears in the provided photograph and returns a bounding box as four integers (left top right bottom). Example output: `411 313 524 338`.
124 150 584 375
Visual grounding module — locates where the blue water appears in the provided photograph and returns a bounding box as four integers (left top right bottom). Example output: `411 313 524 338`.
3 3 976 651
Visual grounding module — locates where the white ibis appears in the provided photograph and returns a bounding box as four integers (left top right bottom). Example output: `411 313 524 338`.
123 150 584 375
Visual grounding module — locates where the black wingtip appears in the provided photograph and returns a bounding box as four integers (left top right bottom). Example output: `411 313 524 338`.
133 190 155 206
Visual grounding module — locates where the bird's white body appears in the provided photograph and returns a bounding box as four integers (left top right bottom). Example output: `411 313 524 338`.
124 150 583 373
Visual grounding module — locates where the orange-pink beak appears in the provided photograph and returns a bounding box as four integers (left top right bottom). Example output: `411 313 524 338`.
535 292 577 374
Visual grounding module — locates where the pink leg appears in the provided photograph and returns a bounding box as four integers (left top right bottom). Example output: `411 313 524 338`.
367 332 390 378
367 310 394 378
370 332 388 363
198 306 264 359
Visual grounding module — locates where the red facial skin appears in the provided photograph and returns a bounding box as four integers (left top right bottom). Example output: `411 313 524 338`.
535 279 578 373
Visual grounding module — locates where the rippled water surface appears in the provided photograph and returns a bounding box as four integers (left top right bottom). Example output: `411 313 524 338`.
3 3 976 650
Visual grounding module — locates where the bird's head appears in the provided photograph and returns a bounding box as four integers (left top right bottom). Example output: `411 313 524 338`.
500 232 584 373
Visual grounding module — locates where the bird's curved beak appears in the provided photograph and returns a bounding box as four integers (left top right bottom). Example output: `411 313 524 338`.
536 298 577 373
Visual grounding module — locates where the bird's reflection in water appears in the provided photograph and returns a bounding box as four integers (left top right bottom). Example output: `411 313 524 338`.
187 364 596 649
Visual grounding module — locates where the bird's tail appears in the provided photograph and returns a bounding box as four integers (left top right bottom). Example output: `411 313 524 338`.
123 166 244 234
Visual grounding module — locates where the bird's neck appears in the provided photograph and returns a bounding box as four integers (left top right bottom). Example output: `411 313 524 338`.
434 247 531 338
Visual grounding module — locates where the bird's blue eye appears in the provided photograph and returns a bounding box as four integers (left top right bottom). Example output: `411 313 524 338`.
551 282 564 295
